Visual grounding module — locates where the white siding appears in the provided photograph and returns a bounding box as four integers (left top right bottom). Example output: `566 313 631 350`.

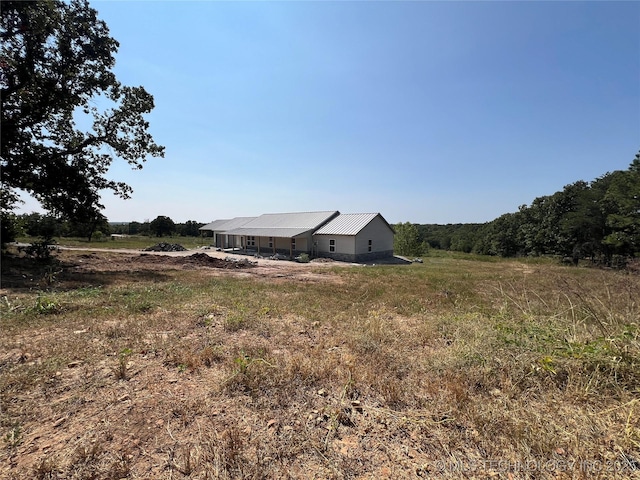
355 216 394 254
315 235 356 255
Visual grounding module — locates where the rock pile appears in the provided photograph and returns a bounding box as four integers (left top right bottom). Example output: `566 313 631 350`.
224 256 258 266
144 243 187 252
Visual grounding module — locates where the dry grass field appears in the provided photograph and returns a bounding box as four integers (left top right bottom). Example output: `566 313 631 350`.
1 247 639 479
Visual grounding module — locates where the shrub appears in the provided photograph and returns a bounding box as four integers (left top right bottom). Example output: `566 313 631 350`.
22 237 56 261
296 253 310 263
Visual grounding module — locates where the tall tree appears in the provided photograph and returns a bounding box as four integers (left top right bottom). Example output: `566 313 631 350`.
1 0 164 222
602 152 640 257
149 216 175 237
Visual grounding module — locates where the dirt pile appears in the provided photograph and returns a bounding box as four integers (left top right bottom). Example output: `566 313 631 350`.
136 253 257 269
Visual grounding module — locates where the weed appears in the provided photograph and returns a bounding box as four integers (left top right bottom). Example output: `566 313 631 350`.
41 265 62 286
72 285 103 298
223 307 251 332
114 347 132 380
28 294 63 315
170 443 197 475
222 349 277 396
3 424 22 449
33 457 60 480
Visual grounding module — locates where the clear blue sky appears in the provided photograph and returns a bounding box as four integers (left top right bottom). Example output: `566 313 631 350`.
18 0 640 224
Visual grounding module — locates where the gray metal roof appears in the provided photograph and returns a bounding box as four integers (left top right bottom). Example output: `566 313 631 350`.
199 217 256 232
199 219 230 231
224 211 339 238
314 213 389 236
224 228 313 238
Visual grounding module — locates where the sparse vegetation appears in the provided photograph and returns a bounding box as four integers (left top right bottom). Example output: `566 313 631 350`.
1 247 639 478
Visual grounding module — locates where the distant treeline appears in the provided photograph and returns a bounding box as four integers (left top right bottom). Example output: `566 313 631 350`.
10 214 204 240
109 217 204 237
419 152 640 263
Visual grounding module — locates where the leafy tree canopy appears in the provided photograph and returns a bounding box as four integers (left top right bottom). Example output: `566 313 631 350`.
0 0 164 223
394 222 426 257
149 216 175 237
417 151 640 264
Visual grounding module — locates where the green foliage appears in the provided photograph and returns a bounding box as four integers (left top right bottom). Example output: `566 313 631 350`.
22 237 56 261
177 220 205 237
149 216 176 237
66 212 111 241
19 213 65 239
1 0 164 224
115 347 133 380
0 211 20 247
394 222 426 256
420 151 640 262
29 294 63 315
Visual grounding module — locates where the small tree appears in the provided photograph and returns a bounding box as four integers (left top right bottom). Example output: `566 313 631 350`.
394 222 424 257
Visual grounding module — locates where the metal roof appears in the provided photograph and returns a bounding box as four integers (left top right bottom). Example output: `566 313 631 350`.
199 217 256 232
314 213 389 236
199 219 230 231
224 227 314 238
224 211 339 238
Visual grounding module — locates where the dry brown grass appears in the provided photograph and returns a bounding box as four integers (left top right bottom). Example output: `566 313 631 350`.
1 249 639 479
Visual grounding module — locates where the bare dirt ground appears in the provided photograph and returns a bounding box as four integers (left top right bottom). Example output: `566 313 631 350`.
0 247 345 293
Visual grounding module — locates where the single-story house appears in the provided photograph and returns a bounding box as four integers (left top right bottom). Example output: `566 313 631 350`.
200 211 395 262
222 210 339 257
313 212 395 262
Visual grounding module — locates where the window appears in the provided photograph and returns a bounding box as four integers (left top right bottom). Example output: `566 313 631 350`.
368 239 372 252
269 236 273 248
291 238 296 250
247 236 255 247
329 239 335 252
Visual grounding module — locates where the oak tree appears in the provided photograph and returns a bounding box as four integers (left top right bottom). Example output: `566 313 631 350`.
1 0 164 225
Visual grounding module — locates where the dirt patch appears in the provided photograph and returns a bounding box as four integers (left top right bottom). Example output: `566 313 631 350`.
0 249 343 293
138 252 257 269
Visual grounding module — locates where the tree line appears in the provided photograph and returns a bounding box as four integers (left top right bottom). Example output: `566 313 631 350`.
4 213 205 241
396 152 639 264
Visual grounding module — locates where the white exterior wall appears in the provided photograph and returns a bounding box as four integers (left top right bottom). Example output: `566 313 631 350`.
294 236 308 253
315 235 356 255
354 216 394 254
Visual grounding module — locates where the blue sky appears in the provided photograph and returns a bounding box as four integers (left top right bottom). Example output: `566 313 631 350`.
18 0 640 224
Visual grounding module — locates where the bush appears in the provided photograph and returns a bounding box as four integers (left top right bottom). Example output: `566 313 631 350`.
22 237 56 261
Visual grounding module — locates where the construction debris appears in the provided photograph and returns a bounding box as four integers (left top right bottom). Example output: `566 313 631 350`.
224 256 258 266
144 243 187 252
